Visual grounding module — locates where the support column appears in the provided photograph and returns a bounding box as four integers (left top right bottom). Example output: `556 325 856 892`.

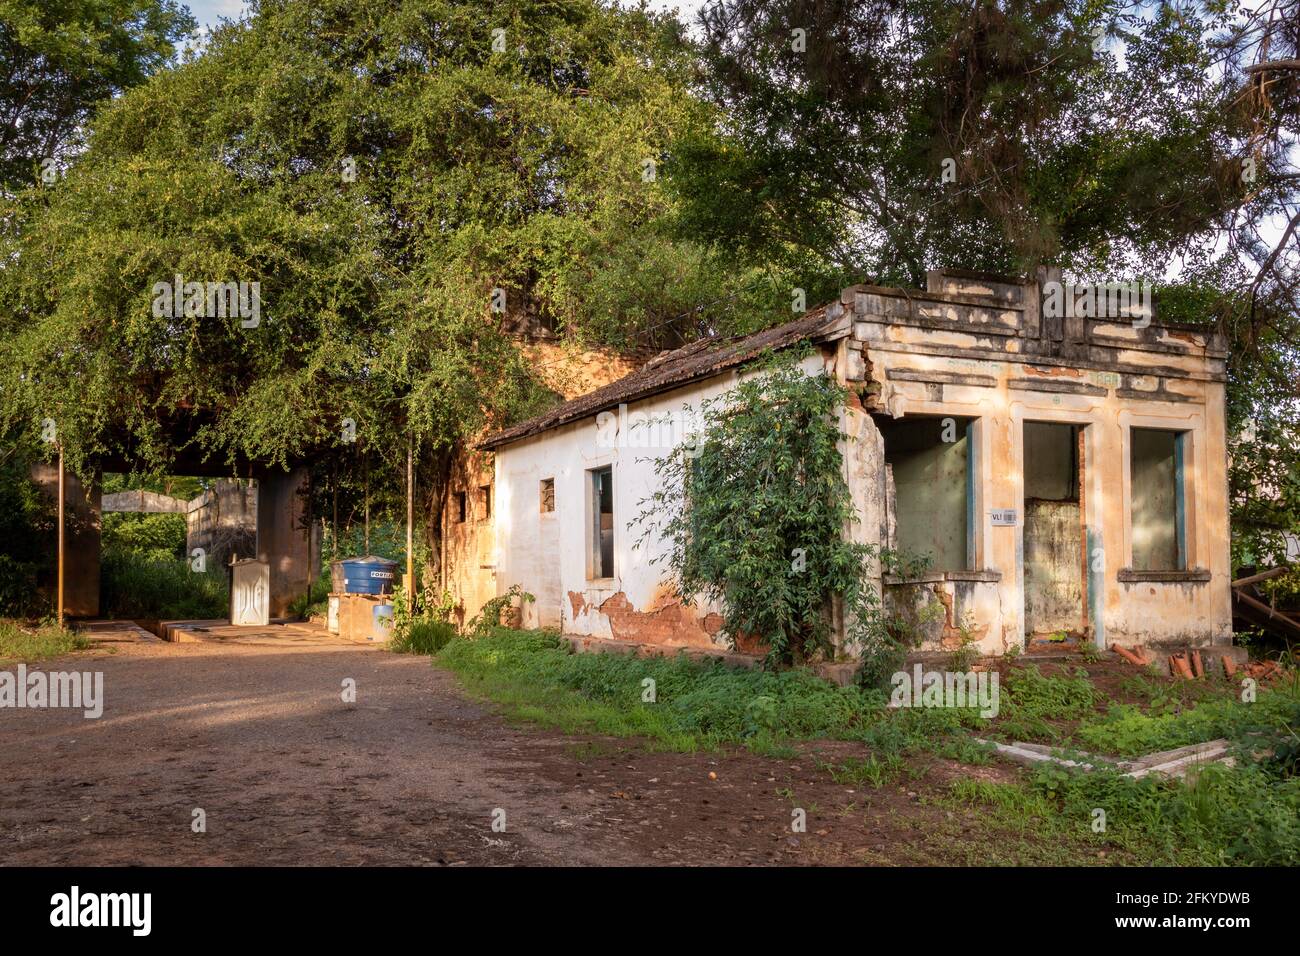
30 463 101 618
256 465 313 619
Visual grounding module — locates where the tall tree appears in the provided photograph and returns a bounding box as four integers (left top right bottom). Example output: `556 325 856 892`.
0 0 195 193
678 0 1300 564
0 0 774 564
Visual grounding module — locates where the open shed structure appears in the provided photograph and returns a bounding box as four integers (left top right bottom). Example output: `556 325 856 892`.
468 267 1232 657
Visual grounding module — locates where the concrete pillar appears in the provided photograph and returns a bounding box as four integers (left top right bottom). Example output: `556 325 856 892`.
29 463 101 617
256 465 313 619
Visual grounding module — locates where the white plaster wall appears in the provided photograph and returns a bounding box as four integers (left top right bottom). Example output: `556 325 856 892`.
494 353 829 640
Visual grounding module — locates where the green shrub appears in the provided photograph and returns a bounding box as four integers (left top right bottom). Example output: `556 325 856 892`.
635 355 896 672
391 619 457 655
0 555 42 618
0 448 53 616
101 512 186 558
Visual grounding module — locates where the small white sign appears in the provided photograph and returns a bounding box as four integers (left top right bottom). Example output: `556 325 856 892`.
990 509 1018 526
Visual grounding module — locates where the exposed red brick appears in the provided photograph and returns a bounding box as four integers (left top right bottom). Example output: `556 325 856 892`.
594 591 719 648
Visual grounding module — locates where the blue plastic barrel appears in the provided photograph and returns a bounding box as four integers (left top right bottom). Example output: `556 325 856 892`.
340 556 398 595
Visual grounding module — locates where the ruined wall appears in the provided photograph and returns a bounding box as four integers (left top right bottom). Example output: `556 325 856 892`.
842 269 1232 653
440 449 498 630
187 479 257 569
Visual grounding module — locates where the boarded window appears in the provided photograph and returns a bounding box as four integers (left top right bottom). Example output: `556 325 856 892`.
590 466 614 578
452 491 467 523
1130 428 1185 571
479 484 492 520
878 415 973 571
540 477 555 513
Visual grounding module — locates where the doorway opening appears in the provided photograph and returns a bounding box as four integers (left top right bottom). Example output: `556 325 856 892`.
1022 422 1087 641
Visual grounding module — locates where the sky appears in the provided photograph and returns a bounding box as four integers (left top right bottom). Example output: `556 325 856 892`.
182 0 712 33
185 0 246 32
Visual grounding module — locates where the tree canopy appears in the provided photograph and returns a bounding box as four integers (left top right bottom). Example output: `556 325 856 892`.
0 0 782 483
0 0 1296 568
0 0 195 194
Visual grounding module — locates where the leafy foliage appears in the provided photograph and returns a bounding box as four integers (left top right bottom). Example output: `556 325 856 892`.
0 0 195 193
99 548 228 620
0 0 776 489
637 355 896 673
101 513 186 560
467 583 534 636
0 438 53 615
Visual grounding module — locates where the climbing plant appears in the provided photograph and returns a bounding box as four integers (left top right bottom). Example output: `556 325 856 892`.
637 352 900 678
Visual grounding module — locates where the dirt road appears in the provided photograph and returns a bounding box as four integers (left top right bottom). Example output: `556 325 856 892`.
0 640 1058 866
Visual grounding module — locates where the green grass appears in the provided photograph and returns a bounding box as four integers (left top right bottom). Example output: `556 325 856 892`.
0 619 90 663
991 664 1099 742
434 628 915 751
432 628 1300 864
100 547 229 620
1075 687 1300 758
390 619 458 655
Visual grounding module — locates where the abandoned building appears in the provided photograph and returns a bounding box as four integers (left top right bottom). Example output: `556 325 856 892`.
452 267 1232 657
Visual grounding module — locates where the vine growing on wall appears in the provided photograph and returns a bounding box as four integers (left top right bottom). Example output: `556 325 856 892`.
636 352 901 679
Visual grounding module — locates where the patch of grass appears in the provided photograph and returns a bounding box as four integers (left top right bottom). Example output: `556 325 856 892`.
435 628 910 751
1030 760 1300 866
818 753 904 789
1116 671 1237 714
0 619 89 662
1075 688 1300 758
743 733 799 759
390 619 457 655
949 777 1058 823
992 664 1099 742
100 548 228 620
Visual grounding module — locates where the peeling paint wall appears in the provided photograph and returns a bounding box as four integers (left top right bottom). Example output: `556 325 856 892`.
493 353 830 646
845 269 1232 653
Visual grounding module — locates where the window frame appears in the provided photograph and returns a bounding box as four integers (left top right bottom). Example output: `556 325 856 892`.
587 465 615 581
